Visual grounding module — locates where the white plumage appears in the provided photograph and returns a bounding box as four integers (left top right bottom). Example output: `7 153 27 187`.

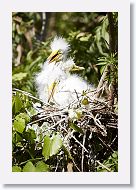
50 36 69 53
53 75 91 107
35 36 93 108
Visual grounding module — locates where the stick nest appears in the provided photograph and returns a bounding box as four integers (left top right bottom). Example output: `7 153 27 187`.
28 95 118 172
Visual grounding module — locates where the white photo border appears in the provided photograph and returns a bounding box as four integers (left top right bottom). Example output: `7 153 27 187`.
0 0 130 184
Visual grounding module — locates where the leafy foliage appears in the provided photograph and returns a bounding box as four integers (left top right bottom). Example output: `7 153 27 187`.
96 151 118 172
42 133 62 160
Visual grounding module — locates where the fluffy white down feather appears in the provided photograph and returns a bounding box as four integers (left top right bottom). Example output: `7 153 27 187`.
36 65 94 107
53 75 93 107
35 58 94 107
35 61 66 103
51 36 69 52
35 37 94 108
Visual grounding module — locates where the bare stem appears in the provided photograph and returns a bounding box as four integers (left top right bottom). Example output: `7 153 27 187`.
96 160 111 172
81 131 86 172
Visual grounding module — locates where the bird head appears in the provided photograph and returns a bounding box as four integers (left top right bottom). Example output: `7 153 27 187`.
47 36 69 64
62 59 85 73
47 36 84 72
47 49 63 63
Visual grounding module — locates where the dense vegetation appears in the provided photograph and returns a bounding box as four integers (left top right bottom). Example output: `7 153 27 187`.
12 12 118 172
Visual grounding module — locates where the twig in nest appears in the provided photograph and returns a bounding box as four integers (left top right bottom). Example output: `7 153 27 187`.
71 132 88 153
55 156 60 172
98 136 114 153
74 89 81 106
81 131 86 172
94 114 107 136
44 118 66 132
36 118 66 144
86 113 107 136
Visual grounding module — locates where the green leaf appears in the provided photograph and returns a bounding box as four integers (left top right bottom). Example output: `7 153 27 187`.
28 57 42 70
96 151 118 172
96 62 107 66
112 151 118 158
12 166 22 172
24 128 36 143
13 115 25 133
29 107 38 116
12 72 27 82
16 141 23 148
62 145 73 160
42 136 51 160
100 65 106 75
23 161 36 172
69 121 83 134
79 36 90 42
50 133 63 156
15 132 23 143
19 113 30 123
42 133 62 160
35 161 49 172
26 50 33 62
14 93 23 114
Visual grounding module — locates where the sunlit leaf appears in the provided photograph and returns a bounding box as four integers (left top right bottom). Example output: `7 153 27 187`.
50 133 62 156
13 115 25 133
35 161 49 172
12 72 27 82
96 62 107 66
14 93 23 114
26 50 33 62
100 65 106 75
42 134 62 160
79 36 90 42
12 166 22 172
19 113 30 123
23 161 36 172
42 136 51 160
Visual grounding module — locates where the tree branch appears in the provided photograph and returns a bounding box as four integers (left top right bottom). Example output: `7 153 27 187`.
107 12 117 106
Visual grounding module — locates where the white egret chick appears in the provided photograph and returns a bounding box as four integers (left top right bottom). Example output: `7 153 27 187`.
35 36 69 104
51 58 93 107
35 36 94 108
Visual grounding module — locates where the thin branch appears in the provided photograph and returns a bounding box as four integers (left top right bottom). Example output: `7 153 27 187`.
71 132 88 153
13 88 57 108
13 88 43 102
96 160 111 172
81 131 86 172
71 159 81 172
98 136 114 153
55 156 60 172
18 157 44 166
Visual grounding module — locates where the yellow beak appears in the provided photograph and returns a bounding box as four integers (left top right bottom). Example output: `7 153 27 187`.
48 80 58 103
47 50 62 63
70 65 85 72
